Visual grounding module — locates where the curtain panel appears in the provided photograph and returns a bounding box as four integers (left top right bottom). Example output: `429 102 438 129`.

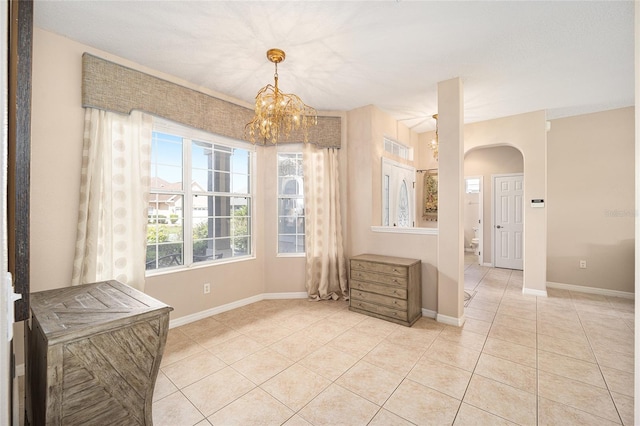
303 144 348 300
72 109 153 291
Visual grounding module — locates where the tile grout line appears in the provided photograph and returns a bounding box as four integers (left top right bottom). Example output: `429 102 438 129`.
571 294 627 426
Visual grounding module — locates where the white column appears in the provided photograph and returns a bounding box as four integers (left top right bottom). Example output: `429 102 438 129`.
436 77 465 326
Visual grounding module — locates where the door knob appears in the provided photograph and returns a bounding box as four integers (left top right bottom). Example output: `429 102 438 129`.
496 225 503 228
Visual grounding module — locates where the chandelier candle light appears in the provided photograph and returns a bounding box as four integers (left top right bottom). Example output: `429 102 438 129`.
428 113 439 160
246 48 317 144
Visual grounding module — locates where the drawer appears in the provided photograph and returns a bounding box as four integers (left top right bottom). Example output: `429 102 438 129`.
351 289 407 310
350 269 407 287
351 260 407 277
350 299 408 322
351 280 407 299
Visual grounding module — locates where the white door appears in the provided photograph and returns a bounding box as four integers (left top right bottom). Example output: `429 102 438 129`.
493 174 523 270
381 158 415 227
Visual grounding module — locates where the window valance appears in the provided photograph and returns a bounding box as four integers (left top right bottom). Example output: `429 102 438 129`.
81 53 342 148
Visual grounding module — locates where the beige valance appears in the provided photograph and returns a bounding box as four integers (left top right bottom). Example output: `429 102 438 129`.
81 53 341 148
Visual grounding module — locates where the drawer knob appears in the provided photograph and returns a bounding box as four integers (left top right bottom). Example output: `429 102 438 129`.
392 279 398 283
393 300 398 305
393 312 398 316
393 290 399 295
393 268 398 272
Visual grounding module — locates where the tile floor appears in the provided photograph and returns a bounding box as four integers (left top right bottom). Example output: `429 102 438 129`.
152 258 634 425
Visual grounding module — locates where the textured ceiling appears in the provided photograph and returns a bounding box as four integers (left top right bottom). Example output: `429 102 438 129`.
34 1 634 133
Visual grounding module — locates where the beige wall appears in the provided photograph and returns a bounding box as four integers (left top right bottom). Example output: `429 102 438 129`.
547 107 634 293
464 146 524 263
346 105 439 313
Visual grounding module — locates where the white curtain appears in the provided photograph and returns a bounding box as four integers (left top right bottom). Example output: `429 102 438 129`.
71 109 153 291
303 144 348 300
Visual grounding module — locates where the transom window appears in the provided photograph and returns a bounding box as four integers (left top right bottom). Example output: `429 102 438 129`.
146 119 253 272
383 136 413 161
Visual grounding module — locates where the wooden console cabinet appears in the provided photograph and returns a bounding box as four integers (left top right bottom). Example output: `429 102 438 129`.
25 280 173 425
349 254 422 326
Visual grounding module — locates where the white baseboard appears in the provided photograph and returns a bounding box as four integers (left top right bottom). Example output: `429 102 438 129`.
522 287 548 297
483 262 492 267
421 308 437 319
436 313 466 327
263 292 308 300
546 281 634 299
169 292 309 329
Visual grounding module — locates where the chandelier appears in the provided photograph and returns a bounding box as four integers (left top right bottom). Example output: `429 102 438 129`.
428 113 439 160
245 48 317 144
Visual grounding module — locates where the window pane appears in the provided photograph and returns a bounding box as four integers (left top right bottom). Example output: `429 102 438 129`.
231 148 249 175
146 242 183 270
214 171 231 192
153 133 182 166
232 237 250 256
215 217 231 238
193 238 214 262
154 165 182 189
232 173 250 193
278 235 297 253
215 237 232 258
192 141 213 170
192 169 212 192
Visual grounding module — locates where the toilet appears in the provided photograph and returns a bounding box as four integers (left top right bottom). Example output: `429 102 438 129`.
470 227 480 254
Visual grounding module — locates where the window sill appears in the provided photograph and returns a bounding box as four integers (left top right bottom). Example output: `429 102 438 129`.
276 253 306 258
145 254 256 278
371 226 438 235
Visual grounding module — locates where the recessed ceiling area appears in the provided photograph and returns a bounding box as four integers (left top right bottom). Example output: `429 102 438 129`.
34 1 634 133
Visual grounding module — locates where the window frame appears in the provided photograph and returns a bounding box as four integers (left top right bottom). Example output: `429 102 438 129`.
146 118 256 276
276 147 306 257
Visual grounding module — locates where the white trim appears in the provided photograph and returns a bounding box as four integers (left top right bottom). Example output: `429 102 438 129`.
371 226 438 235
421 308 437 319
262 292 308 300
168 292 309 329
522 287 547 297
436 313 466 327
169 294 262 328
482 262 493 267
15 364 24 378
546 281 634 299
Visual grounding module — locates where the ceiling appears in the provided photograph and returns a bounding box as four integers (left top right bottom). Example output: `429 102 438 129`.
34 1 634 133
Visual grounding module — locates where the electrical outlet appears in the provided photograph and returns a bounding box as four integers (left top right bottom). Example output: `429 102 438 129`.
579 260 587 269
203 283 211 294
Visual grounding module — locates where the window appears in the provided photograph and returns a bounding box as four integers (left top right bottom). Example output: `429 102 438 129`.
146 120 253 272
277 153 305 254
465 177 481 193
383 136 413 161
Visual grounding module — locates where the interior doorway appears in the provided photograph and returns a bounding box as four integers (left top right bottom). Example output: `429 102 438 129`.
464 176 483 265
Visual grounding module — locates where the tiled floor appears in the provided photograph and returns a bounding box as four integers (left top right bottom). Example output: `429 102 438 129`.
153 258 634 425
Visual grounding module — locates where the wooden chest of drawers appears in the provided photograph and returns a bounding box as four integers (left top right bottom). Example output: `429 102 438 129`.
349 254 422 326
25 280 173 425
